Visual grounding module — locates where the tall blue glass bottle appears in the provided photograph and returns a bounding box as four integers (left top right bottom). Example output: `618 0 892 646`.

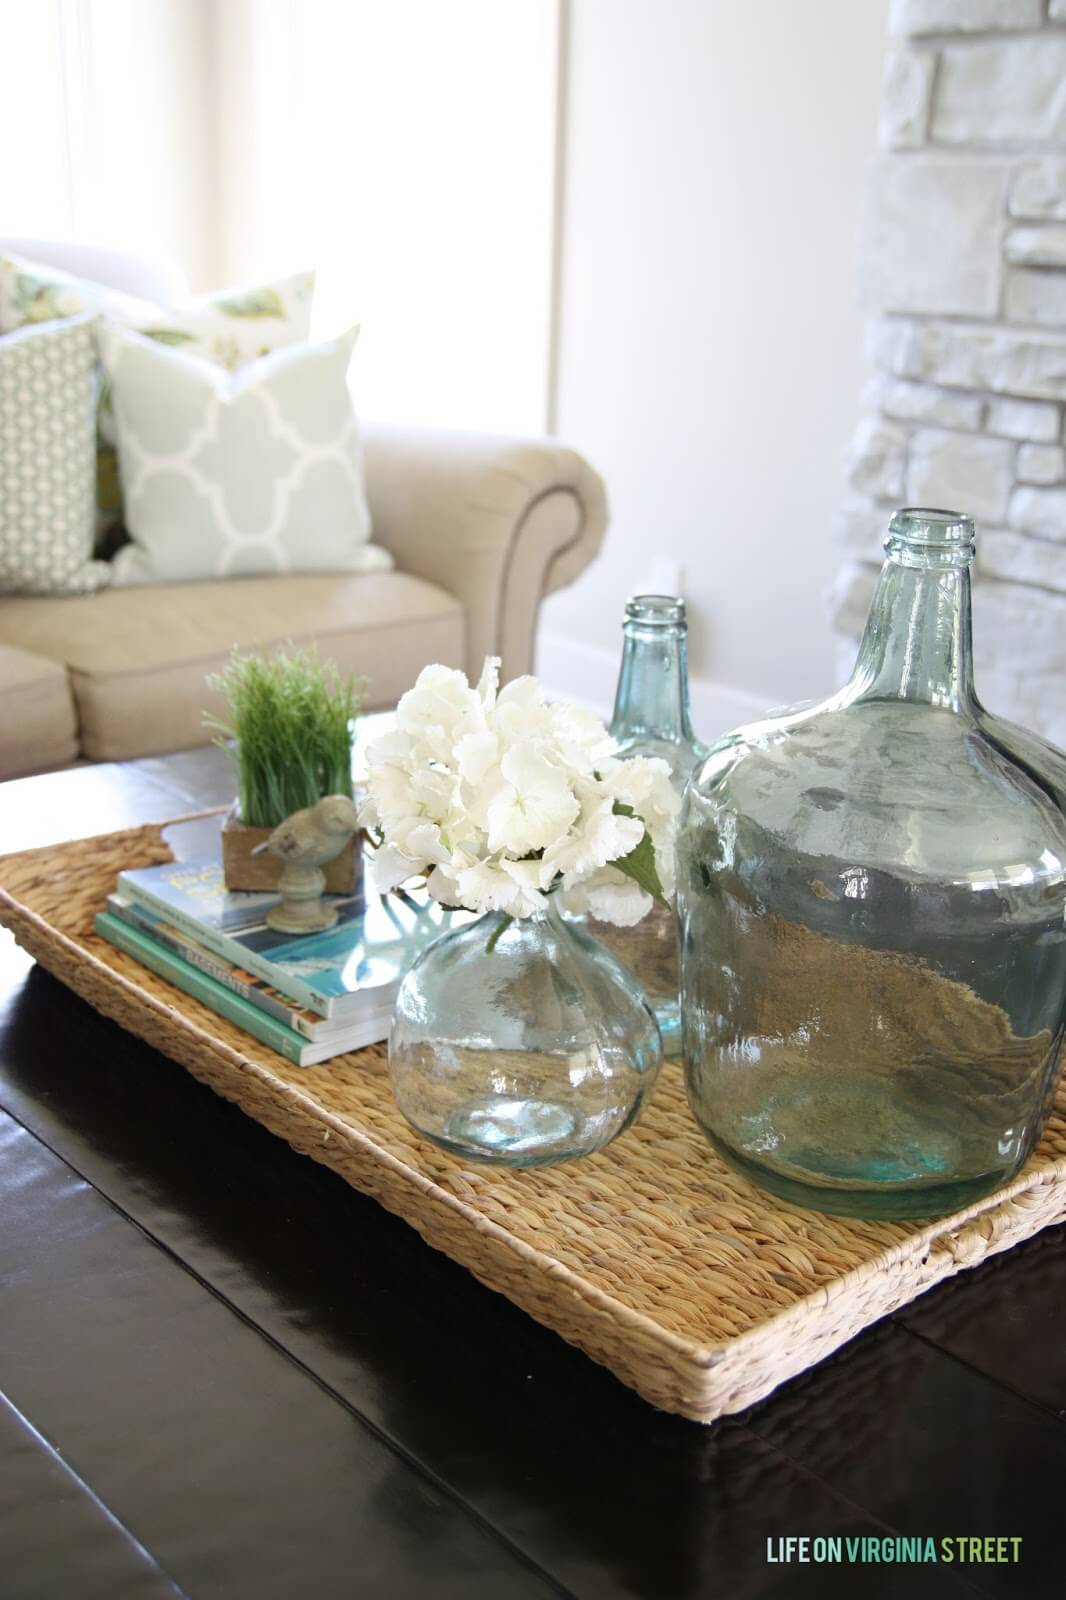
582 595 707 1056
610 595 707 779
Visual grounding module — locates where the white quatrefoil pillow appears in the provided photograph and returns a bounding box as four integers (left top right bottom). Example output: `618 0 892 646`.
98 323 392 586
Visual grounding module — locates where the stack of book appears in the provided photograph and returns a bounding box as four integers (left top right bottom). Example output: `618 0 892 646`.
94 855 461 1066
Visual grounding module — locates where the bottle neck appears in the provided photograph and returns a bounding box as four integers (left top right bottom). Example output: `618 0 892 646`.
610 599 697 748
846 510 977 712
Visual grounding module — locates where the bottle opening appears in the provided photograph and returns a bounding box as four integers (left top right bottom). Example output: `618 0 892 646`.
625 594 686 628
887 507 975 551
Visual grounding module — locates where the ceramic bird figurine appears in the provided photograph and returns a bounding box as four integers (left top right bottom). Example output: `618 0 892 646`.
253 794 359 934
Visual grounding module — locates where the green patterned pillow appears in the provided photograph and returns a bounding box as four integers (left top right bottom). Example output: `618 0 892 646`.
0 252 316 528
0 315 109 594
0 253 315 363
99 322 392 587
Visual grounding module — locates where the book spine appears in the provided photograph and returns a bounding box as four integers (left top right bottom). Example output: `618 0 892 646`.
299 1010 392 1063
115 875 333 1018
95 911 310 1066
111 900 313 1035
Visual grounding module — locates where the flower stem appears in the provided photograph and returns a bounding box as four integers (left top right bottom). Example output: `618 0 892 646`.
486 912 513 953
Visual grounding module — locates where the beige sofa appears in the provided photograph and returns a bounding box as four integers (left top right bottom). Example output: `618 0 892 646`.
0 245 607 779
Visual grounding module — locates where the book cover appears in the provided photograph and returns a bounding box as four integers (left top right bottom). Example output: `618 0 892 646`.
106 895 352 1041
116 857 468 1020
95 911 391 1065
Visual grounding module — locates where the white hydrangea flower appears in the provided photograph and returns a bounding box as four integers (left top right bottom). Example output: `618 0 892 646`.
485 745 580 855
561 866 653 927
542 783 644 884
455 727 499 788
475 655 501 707
366 842 425 895
362 658 679 926
386 817 452 866
599 754 681 896
492 675 554 746
425 862 464 907
548 702 617 774
456 857 548 919
395 663 488 764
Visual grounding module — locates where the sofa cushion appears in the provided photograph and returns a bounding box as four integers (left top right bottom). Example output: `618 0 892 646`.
0 572 463 762
0 643 78 776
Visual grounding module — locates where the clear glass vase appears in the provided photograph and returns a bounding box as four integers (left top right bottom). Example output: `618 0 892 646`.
678 508 1066 1220
572 595 707 1058
389 899 662 1166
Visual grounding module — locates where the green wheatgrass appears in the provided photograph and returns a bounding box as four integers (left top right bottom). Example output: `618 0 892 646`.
206 646 364 828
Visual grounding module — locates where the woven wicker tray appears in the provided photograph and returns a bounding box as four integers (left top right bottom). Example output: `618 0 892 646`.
3 820 1066 1424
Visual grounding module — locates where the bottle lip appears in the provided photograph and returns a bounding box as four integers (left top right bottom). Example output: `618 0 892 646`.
887 507 976 550
625 594 687 628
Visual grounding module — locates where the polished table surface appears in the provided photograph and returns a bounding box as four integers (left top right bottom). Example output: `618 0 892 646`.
0 750 1064 1599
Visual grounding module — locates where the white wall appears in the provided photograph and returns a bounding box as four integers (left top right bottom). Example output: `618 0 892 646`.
539 0 890 736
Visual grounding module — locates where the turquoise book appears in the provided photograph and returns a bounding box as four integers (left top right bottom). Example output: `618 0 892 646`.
105 895 356 1041
115 856 465 1020
94 911 392 1066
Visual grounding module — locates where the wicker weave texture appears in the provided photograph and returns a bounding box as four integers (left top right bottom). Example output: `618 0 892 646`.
2 821 1066 1423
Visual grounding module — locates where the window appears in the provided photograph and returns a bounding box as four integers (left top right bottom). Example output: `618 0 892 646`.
0 0 81 241
219 0 560 432
1 0 560 433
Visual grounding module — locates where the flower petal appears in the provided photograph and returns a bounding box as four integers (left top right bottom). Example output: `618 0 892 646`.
366 842 421 894
476 655 501 707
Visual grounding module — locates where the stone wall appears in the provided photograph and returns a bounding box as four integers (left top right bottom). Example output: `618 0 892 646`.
834 0 1066 744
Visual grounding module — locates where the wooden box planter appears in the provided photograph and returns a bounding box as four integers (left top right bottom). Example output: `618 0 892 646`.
221 807 362 895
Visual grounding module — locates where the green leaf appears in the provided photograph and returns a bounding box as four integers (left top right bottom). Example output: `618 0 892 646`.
143 327 196 346
611 808 667 905
14 274 73 323
216 287 284 319
13 272 43 311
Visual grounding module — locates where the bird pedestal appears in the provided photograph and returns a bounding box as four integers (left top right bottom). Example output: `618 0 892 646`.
266 863 339 934
221 807 361 895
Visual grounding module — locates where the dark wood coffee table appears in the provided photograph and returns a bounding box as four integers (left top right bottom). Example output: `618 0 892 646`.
1 750 1064 1598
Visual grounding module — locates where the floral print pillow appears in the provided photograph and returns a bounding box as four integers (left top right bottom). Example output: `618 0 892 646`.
0 254 315 364
0 253 315 529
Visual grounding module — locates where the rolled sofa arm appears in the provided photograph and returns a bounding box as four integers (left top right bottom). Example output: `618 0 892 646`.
362 422 608 681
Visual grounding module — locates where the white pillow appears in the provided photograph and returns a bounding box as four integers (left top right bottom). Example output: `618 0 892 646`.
98 322 392 587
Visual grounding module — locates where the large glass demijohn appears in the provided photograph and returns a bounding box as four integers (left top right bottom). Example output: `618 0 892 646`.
678 509 1066 1219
